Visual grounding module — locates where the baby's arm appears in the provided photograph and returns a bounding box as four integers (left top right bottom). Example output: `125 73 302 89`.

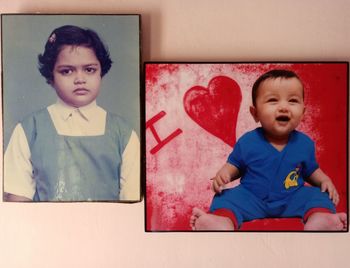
212 163 240 193
308 168 339 205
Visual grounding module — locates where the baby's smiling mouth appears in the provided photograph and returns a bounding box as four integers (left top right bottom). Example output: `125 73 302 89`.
276 115 290 122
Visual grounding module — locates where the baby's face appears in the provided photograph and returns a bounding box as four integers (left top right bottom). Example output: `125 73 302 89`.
51 45 102 107
250 77 305 143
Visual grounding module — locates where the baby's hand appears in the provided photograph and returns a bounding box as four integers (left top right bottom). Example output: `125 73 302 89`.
212 174 229 193
321 180 340 206
211 164 234 193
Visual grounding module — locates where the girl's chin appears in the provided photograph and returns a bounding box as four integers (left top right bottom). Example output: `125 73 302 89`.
62 96 96 107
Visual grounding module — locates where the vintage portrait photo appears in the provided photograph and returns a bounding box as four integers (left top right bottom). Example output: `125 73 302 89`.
2 14 141 202
145 62 348 231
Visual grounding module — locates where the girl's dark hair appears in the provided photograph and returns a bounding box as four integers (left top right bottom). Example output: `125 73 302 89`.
251 69 304 106
38 25 112 83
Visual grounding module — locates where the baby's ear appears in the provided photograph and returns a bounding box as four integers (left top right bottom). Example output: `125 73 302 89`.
249 106 259 123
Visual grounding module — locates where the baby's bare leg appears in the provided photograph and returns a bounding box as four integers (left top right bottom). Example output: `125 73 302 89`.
304 212 347 231
190 207 235 231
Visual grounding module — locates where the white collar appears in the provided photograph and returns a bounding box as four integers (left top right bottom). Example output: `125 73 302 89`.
54 98 99 121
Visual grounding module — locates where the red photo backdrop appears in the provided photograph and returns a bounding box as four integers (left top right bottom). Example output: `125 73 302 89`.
145 63 348 231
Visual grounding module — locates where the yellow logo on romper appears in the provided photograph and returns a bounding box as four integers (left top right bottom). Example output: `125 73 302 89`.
284 166 301 190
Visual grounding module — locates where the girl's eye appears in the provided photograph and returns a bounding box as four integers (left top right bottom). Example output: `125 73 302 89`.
59 69 73 75
85 67 97 73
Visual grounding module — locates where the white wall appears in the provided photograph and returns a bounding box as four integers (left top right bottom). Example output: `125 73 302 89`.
1 1 349 267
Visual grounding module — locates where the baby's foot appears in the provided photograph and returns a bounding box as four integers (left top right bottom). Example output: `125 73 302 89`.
304 212 347 231
190 207 235 231
190 207 203 230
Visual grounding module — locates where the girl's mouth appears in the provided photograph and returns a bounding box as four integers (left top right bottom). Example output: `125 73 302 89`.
73 88 89 95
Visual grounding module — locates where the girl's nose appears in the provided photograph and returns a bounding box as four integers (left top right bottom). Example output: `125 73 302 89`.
74 71 86 84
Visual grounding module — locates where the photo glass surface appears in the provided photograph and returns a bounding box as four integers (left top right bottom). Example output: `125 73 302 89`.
2 14 141 202
145 62 348 231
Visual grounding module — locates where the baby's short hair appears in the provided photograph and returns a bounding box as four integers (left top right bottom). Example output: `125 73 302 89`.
252 69 303 106
38 25 112 83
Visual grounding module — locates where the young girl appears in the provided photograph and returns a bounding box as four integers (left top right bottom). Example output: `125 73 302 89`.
4 25 140 202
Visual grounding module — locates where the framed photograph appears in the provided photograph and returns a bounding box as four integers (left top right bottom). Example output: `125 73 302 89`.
2 14 141 202
145 62 348 231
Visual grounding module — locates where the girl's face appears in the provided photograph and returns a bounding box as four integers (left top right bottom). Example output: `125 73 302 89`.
250 77 305 144
51 45 102 107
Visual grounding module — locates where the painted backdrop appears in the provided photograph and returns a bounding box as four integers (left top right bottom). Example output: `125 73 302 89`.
145 63 348 231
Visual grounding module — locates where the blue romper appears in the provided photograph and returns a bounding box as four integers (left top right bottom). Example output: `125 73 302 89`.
210 127 335 227
21 108 132 201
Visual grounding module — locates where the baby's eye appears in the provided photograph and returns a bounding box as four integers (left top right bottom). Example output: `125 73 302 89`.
267 98 278 103
289 98 300 103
